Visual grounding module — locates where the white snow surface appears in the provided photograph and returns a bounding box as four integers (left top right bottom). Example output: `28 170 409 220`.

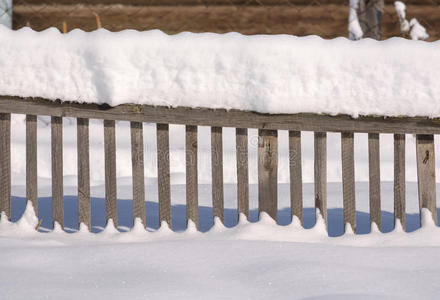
394 1 407 21
348 0 363 40
1 25 440 117
2 201 440 299
410 18 429 41
394 1 410 32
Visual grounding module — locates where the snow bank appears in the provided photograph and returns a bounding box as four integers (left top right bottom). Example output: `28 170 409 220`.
2 201 440 247
1 26 440 117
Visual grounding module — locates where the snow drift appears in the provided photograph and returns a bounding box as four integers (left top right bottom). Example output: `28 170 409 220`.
0 25 439 117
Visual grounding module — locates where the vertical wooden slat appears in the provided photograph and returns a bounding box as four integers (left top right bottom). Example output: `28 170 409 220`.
0 113 11 219
104 119 117 228
77 118 90 229
186 125 198 229
236 128 249 219
289 131 303 224
314 132 327 226
394 134 406 230
258 129 278 221
131 121 146 227
211 127 224 223
157 123 171 227
51 116 63 228
26 115 38 216
416 134 438 225
368 133 381 231
341 132 356 233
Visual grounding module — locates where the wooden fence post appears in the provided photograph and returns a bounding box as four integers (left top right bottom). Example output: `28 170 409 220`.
368 133 381 231
186 125 198 229
289 131 303 225
131 121 146 227
314 132 327 226
26 115 38 217
51 116 64 228
0 113 11 219
104 119 117 228
236 128 249 220
416 135 438 225
358 0 384 40
211 127 224 223
157 123 172 227
341 132 356 233
258 129 278 221
394 134 406 230
77 118 91 230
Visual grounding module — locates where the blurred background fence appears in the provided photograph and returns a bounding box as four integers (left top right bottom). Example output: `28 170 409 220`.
0 0 439 40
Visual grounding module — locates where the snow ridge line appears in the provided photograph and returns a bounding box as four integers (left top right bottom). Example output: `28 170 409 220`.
1 201 439 247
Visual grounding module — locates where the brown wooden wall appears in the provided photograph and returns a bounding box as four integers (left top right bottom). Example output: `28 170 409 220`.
12 1 440 40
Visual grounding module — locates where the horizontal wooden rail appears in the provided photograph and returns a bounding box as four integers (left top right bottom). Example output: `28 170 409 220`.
0 96 438 235
2 96 440 134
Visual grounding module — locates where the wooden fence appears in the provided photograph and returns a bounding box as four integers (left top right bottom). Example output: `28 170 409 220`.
0 96 438 233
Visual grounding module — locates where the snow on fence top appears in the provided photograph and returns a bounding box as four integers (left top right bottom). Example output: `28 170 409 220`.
0 25 439 117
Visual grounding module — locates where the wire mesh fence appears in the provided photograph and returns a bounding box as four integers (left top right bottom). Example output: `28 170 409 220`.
1 0 439 40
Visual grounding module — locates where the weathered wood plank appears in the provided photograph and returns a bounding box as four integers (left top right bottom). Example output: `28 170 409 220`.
394 134 406 230
289 131 303 225
258 129 278 221
341 132 356 233
314 132 327 226
3 97 440 135
26 115 38 216
77 118 90 229
131 121 146 227
416 134 438 225
0 113 11 219
236 128 249 219
157 123 171 227
51 116 63 228
368 133 381 231
186 125 198 229
211 127 224 223
104 119 118 228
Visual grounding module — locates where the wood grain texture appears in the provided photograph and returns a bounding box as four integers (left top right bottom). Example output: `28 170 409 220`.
258 129 278 221
131 121 146 227
394 134 406 231
26 115 38 217
368 133 381 231
289 131 303 225
186 125 198 229
0 113 11 219
416 134 438 225
211 127 224 223
51 116 63 228
104 119 118 228
341 132 356 233
358 0 384 40
314 132 327 226
3 97 440 135
77 118 91 229
236 128 249 219
157 123 171 227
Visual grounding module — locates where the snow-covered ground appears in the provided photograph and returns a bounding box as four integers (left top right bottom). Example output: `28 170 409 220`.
2 231 440 300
